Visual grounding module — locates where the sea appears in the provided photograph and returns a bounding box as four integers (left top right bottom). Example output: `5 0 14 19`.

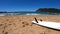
0 12 60 16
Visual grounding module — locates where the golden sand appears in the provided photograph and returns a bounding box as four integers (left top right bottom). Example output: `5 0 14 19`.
0 15 60 34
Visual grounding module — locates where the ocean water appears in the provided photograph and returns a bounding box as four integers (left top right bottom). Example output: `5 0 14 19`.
0 12 60 16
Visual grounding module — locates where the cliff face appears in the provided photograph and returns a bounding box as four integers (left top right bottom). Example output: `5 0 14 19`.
36 8 60 13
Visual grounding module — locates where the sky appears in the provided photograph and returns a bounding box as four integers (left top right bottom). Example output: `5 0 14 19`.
0 0 60 12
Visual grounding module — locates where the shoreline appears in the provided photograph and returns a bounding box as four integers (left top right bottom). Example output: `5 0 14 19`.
1 14 60 16
0 15 60 22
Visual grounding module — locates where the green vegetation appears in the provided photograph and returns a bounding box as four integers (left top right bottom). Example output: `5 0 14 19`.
36 8 60 13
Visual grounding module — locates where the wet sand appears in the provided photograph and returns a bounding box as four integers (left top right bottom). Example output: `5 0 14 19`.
0 15 60 34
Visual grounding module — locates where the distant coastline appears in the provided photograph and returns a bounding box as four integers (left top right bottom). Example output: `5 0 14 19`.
36 8 60 13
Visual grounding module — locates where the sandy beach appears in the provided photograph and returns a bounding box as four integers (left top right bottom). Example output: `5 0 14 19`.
0 15 60 34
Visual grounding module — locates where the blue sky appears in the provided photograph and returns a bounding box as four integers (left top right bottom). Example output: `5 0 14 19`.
0 0 60 12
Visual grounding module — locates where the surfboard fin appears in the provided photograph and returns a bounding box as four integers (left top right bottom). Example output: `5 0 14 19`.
34 17 38 23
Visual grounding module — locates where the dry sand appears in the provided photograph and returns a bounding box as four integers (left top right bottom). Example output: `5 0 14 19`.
0 15 60 34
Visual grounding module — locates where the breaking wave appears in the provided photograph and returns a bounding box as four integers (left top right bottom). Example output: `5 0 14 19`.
0 12 60 16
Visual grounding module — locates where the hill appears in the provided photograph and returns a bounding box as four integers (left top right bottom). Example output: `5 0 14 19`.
36 8 60 13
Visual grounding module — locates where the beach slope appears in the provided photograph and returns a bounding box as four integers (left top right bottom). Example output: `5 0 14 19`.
0 15 60 34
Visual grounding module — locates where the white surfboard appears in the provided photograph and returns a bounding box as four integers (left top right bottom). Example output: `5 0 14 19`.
32 20 60 30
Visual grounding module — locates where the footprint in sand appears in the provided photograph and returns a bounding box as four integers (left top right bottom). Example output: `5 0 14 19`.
0 24 3 26
22 22 29 27
5 32 8 34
